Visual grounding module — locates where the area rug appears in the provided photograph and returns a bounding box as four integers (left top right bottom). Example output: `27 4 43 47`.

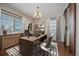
6 42 58 56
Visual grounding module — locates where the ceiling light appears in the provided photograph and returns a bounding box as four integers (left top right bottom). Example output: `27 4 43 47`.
33 6 42 20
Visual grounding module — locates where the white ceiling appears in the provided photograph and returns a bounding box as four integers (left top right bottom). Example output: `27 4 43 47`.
0 3 68 19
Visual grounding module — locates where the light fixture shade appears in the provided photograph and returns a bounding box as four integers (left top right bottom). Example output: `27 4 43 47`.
33 6 42 20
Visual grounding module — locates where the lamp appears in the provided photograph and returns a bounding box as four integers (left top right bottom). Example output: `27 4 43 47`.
33 6 42 20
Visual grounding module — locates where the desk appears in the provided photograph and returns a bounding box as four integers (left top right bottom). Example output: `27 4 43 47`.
19 34 47 56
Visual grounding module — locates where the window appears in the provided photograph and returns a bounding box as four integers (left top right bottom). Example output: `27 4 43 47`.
0 13 13 33
49 17 56 34
0 9 22 34
14 17 22 32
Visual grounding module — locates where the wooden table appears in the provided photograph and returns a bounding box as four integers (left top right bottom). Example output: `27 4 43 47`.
19 34 47 56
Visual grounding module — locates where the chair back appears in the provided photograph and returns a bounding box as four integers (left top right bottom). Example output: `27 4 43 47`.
45 36 53 48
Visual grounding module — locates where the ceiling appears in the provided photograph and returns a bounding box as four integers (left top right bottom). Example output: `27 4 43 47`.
0 3 68 19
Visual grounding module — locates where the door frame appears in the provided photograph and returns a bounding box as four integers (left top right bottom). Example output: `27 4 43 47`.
63 3 76 56
64 8 67 46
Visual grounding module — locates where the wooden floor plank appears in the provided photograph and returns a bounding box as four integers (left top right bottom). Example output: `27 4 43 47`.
57 41 72 56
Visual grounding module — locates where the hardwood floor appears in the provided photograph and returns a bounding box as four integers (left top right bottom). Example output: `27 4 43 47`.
57 41 72 56
0 41 72 56
0 50 9 56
